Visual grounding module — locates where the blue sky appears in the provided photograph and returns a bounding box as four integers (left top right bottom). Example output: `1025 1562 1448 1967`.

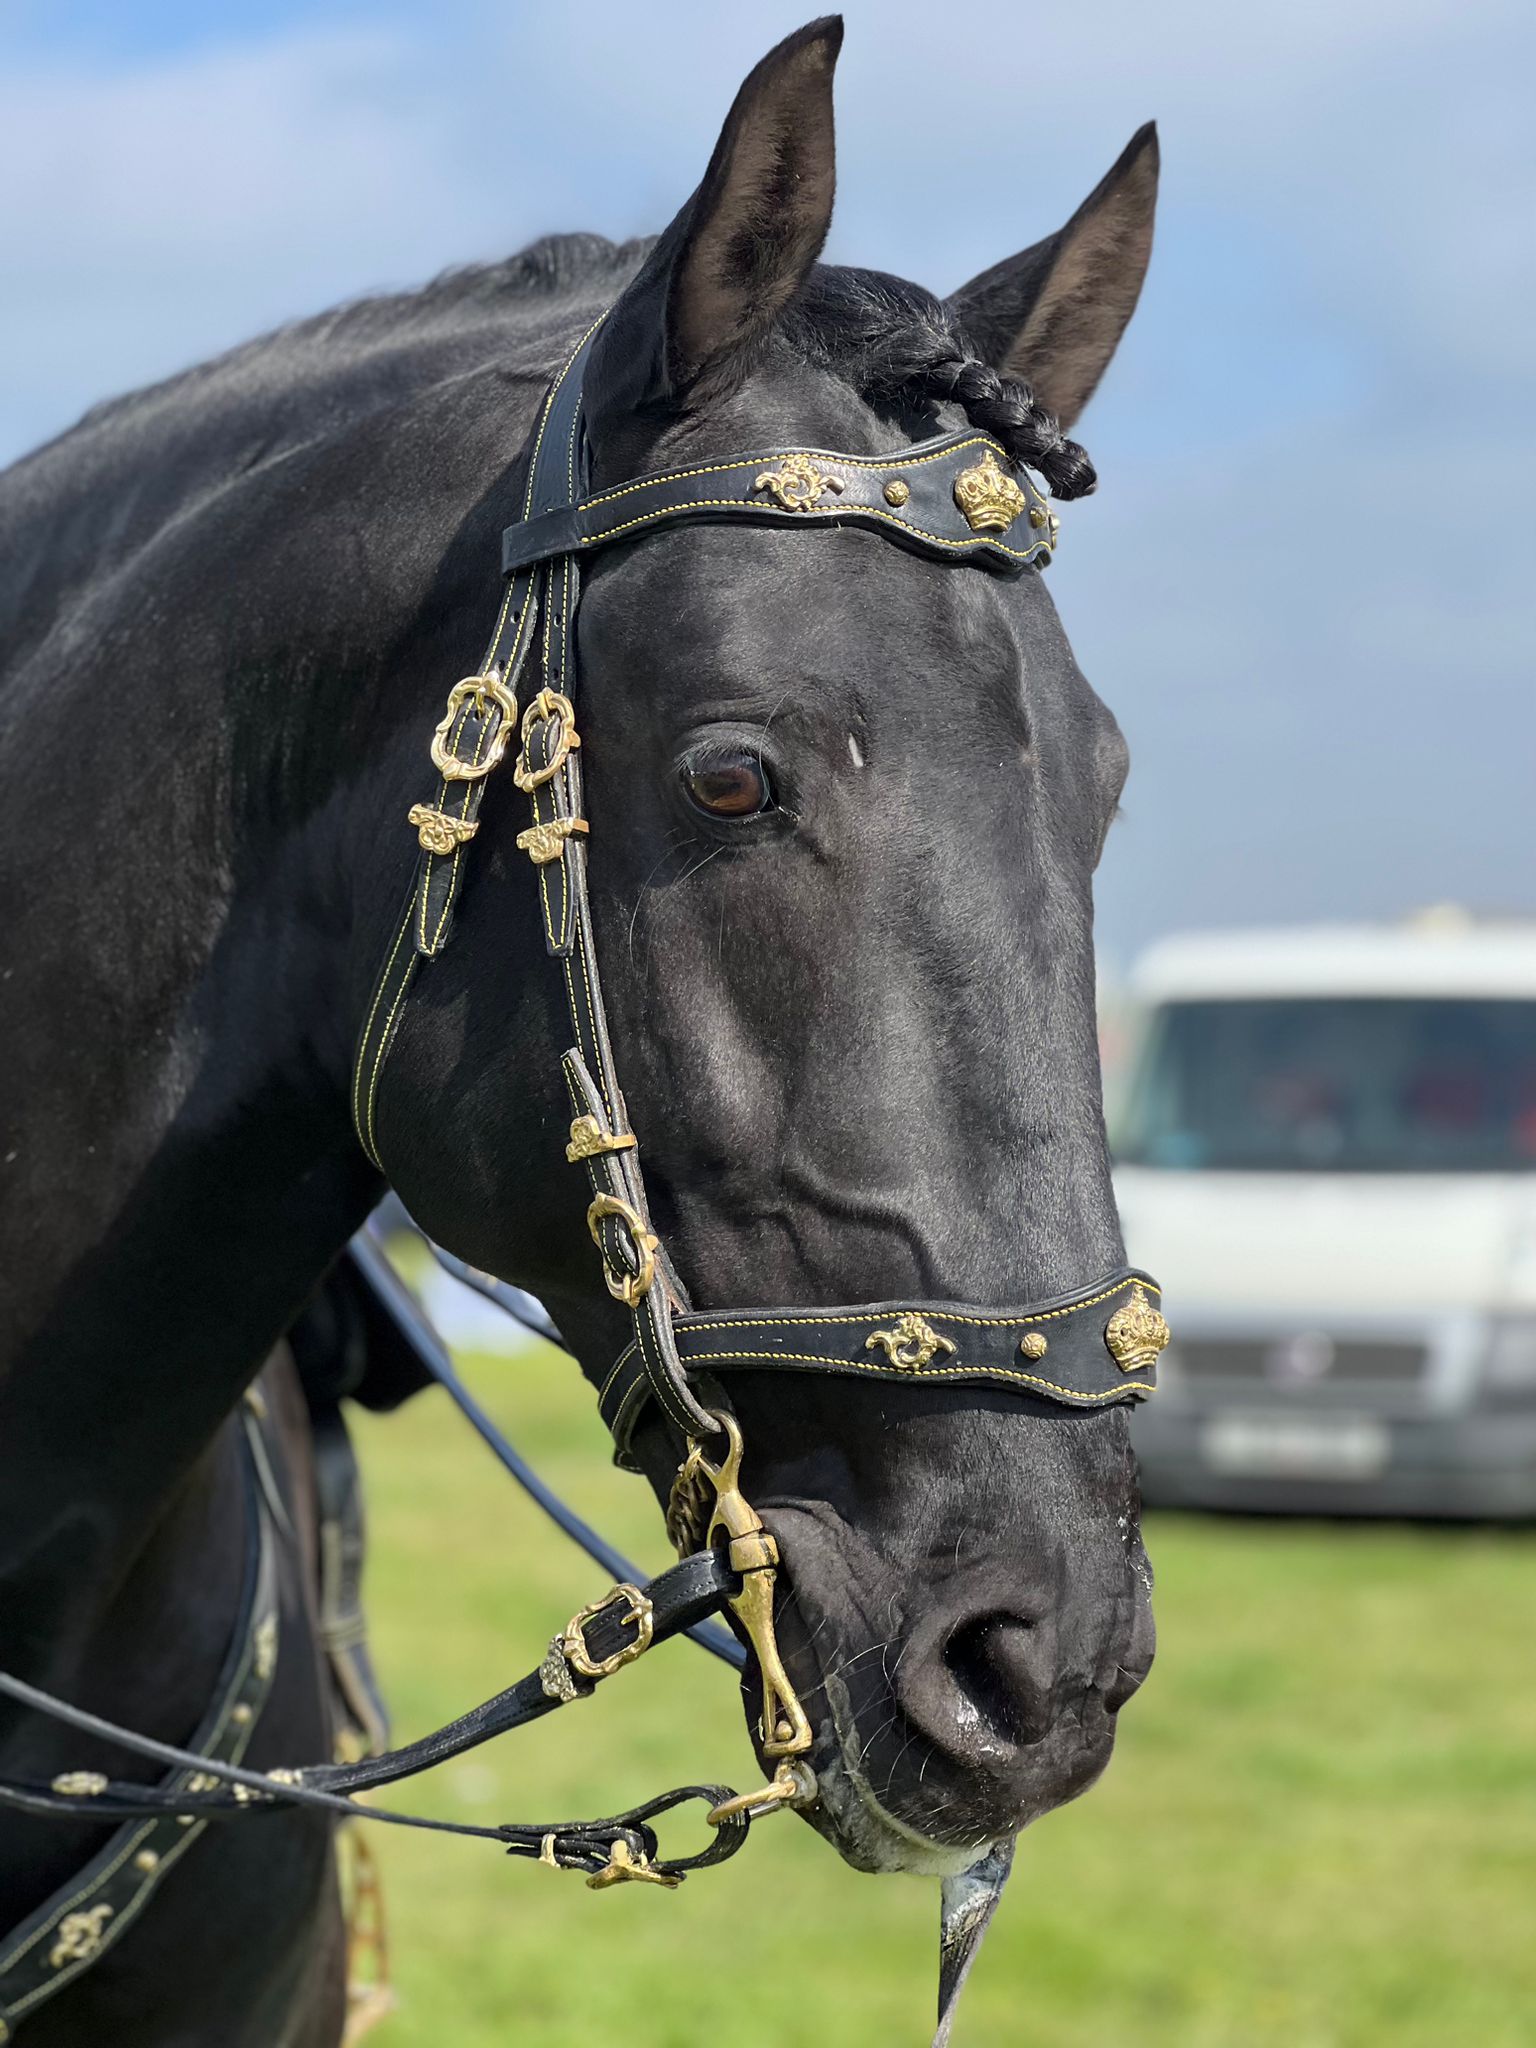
4 1 1531 962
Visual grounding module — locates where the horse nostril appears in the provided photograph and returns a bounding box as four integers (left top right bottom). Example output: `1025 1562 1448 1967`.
943 1611 1056 1750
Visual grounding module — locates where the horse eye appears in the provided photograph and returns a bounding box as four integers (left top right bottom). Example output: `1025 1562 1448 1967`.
683 752 772 818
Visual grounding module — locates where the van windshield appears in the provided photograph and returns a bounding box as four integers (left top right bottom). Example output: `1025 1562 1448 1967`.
1116 998 1536 1171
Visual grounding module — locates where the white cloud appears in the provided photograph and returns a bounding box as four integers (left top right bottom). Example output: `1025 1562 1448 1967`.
1 0 1530 951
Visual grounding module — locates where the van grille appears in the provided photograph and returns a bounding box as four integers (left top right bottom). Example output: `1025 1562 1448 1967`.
1170 1336 1427 1387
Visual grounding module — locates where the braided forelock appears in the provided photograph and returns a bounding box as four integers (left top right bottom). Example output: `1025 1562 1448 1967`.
783 267 1097 500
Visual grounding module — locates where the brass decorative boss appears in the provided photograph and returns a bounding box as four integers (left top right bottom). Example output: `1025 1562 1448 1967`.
50 1906 114 1970
1103 1284 1170 1373
408 804 478 856
865 1312 957 1371
953 448 1027 533
754 455 845 512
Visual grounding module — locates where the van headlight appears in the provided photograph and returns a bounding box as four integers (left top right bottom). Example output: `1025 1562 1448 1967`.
1482 1317 1536 1390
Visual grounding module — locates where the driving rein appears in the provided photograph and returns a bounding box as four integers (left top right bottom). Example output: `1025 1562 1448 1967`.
0 316 1166 2039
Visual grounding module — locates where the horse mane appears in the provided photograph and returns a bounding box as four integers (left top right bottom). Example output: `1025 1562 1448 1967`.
67 232 656 445
62 239 1093 498
785 266 1096 499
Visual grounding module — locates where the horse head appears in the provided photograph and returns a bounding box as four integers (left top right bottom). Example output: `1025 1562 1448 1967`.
376 16 1160 1876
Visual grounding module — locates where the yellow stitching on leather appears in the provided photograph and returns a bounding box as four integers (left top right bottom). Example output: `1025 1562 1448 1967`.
352 912 410 1151
672 1351 1153 1401
565 391 581 502
577 496 1045 562
366 959 416 1165
573 437 1013 514
572 925 612 1108
417 697 474 951
658 1277 1155 1337
427 704 493 952
354 921 411 1163
0 1569 276 1995
565 948 611 1118
598 1349 632 1404
633 1302 697 1433
532 753 574 954
522 314 608 519
596 1343 1152 1409
0 1822 147 1973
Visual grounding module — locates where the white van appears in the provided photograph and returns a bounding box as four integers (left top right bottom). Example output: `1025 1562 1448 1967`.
1112 917 1536 1517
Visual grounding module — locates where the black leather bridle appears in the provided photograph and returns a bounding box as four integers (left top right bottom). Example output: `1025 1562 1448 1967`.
358 313 1165 1452
355 308 1165 1803
0 317 1166 2044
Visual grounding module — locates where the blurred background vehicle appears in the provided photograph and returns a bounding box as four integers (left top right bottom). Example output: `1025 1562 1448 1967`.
1112 911 1536 1517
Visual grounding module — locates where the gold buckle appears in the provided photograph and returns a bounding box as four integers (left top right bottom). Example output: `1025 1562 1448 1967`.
429 673 518 783
561 1583 654 1679
513 689 581 791
586 1193 658 1306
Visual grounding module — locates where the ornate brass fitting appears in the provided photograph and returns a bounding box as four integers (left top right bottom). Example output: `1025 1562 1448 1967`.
515 816 589 865
1103 1283 1170 1373
49 1905 114 1970
952 448 1027 534
429 672 518 782
565 1115 637 1163
865 1312 957 1371
671 1414 814 1821
753 454 845 512
585 1838 681 1890
407 804 479 856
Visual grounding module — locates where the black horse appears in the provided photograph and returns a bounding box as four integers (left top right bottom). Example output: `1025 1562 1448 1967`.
0 18 1159 2042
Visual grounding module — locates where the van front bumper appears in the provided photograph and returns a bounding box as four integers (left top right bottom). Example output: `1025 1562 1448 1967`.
1132 1403 1536 1520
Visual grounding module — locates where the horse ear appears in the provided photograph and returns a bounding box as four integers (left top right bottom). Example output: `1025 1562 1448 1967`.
947 124 1158 431
585 17 841 435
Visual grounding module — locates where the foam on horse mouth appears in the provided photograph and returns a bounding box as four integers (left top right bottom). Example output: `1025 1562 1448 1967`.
805 1668 1001 1878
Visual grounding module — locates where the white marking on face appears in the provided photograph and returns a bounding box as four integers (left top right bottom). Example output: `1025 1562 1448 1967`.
847 733 866 768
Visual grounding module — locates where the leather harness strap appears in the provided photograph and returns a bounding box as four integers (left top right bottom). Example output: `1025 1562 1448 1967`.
0 1550 738 1836
0 1410 280 2037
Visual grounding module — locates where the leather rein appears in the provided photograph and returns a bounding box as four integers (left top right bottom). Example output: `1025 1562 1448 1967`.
0 315 1167 2038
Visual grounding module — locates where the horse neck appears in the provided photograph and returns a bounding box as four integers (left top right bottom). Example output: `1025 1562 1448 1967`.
0 334 564 1619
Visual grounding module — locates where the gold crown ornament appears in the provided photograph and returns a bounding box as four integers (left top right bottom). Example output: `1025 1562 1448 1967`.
952 448 1028 533
1103 1284 1171 1374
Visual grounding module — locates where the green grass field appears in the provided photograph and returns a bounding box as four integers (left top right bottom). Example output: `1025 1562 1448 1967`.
349 1336 1536 2048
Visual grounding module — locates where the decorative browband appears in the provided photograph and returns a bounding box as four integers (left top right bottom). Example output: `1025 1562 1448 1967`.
501 432 1060 579
599 1272 1167 1459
